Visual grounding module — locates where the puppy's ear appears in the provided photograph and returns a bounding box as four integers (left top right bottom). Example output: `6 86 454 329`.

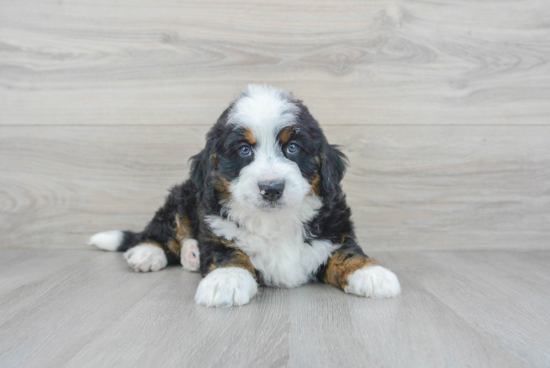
189 146 211 189
319 142 348 198
190 133 218 189
190 109 229 189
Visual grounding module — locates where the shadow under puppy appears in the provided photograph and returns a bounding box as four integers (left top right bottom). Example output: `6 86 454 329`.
88 85 401 307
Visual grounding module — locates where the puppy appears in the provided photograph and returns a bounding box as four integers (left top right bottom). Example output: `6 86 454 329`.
88 85 401 307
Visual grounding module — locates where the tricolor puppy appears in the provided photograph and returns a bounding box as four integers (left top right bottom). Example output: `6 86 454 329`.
89 85 401 307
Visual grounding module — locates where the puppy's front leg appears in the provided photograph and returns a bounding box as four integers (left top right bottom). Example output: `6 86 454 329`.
319 242 401 299
195 243 258 307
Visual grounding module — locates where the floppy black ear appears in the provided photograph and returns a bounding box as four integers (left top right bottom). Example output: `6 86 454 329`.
189 108 230 189
320 142 348 198
189 145 212 189
189 128 219 189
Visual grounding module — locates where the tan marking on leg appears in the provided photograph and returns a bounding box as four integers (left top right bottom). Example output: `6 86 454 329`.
204 238 256 280
175 214 193 242
168 239 182 255
204 234 234 248
324 248 379 290
243 127 257 145
182 216 192 235
167 214 195 258
225 250 256 279
174 216 187 241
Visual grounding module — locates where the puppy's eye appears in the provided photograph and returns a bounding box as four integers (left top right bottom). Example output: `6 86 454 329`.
286 143 299 155
239 145 252 156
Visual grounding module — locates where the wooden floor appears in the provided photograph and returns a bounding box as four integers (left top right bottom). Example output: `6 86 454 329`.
0 248 548 368
2 0 550 367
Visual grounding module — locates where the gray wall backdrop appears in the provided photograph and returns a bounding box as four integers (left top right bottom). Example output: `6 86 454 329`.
1 0 549 251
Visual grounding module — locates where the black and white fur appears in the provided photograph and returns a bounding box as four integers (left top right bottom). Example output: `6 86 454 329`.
89 85 401 307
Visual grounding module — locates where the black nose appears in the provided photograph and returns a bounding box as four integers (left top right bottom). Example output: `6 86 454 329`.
259 181 285 201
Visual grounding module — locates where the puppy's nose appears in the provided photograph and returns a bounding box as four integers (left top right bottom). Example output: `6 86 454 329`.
259 181 285 201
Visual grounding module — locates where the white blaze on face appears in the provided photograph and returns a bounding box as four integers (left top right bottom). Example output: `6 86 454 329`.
207 85 326 287
227 85 311 211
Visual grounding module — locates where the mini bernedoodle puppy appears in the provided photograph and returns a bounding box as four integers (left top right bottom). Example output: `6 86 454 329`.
89 85 401 307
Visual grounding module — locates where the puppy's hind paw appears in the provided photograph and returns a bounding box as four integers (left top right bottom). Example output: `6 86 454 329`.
195 268 258 307
124 244 168 272
181 239 200 272
345 265 401 299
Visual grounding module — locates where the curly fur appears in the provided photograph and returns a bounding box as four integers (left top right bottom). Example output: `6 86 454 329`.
88 84 401 307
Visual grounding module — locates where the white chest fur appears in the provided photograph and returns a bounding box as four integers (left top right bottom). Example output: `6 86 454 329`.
205 197 337 287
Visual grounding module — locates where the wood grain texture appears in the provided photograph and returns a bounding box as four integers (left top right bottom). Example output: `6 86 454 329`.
1 249 548 367
1 125 549 251
1 0 550 126
1 1 549 366
392 251 550 366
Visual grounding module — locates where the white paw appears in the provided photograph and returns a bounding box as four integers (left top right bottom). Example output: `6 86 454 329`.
195 267 258 307
124 244 168 272
345 265 401 298
181 239 200 272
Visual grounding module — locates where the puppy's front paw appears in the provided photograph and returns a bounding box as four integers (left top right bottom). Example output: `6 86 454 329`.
195 268 258 307
124 244 168 272
345 265 401 298
181 239 200 272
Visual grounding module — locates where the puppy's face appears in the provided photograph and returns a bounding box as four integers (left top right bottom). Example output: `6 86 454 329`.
192 85 346 213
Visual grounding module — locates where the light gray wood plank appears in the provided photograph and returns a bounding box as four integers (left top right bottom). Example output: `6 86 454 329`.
0 249 290 368
1 0 549 126
288 252 522 368
0 250 95 315
1 125 549 251
66 270 290 368
3 249 548 367
391 251 550 367
343 125 550 251
0 250 174 368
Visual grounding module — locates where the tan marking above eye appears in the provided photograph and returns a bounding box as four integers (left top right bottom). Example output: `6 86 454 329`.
279 126 294 144
243 127 257 145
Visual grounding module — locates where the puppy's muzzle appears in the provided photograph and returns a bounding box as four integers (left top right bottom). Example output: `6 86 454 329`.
259 181 284 201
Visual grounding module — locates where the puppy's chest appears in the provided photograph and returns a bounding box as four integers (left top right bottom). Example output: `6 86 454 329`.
206 216 336 287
